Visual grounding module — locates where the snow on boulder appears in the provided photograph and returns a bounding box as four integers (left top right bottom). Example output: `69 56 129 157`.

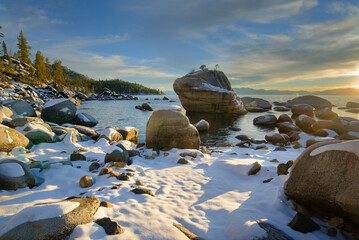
0 159 35 190
104 144 130 164
117 127 139 141
146 105 200 149
0 125 29 152
173 70 247 114
0 197 100 240
97 128 123 144
285 140 359 226
41 98 77 125
72 113 98 127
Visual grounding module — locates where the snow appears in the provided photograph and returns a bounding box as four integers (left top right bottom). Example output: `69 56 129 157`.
310 140 359 157
60 107 70 113
0 138 342 240
322 129 338 138
119 126 135 132
348 131 359 138
0 162 25 177
43 98 68 108
154 105 183 112
297 114 309 121
4 129 13 143
197 82 231 93
0 201 79 236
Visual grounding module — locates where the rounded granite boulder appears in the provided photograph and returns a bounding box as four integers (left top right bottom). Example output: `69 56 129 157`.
41 99 77 125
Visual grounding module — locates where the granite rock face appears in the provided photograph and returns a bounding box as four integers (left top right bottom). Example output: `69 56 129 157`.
173 70 246 114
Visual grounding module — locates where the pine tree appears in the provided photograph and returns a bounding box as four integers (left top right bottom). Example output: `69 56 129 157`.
45 57 51 81
5 56 14 73
0 25 3 38
2 41 8 56
16 30 31 64
52 60 64 87
34 50 46 84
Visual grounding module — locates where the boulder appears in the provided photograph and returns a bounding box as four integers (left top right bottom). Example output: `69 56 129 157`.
24 129 54 145
79 176 94 188
173 70 246 114
284 140 359 225
72 113 98 127
0 105 13 118
253 115 277 126
311 120 344 135
265 133 290 146
241 97 272 111
0 197 100 240
291 104 314 117
97 128 123 143
10 117 43 127
286 95 332 110
194 119 210 132
117 127 139 141
104 145 130 164
3 100 36 117
274 106 290 112
278 122 301 134
41 99 77 125
0 126 29 152
146 106 200 149
295 115 316 133
315 107 338 120
346 102 359 108
75 125 98 139
277 114 293 123
0 159 35 190
95 218 124 235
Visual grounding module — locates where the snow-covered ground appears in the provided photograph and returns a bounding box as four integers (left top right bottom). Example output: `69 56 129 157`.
0 138 349 240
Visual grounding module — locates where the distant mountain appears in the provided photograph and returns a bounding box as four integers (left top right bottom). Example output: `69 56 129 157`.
234 87 359 95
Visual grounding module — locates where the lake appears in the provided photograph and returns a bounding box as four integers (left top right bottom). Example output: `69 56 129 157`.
77 94 359 144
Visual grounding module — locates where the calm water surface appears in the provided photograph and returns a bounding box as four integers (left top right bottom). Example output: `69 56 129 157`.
77 94 359 143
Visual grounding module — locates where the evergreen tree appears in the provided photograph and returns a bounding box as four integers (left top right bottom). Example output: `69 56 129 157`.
0 26 3 56
4 56 14 73
2 41 8 56
45 57 51 80
16 30 31 64
52 60 64 87
34 50 46 84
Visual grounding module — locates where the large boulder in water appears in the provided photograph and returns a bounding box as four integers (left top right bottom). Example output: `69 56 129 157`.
72 113 98 127
241 97 272 112
146 106 200 149
0 159 35 190
285 140 359 225
0 197 100 240
41 99 77 125
0 125 29 152
173 70 246 114
286 95 332 110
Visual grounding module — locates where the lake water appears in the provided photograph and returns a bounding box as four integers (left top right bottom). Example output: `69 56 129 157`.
77 94 359 144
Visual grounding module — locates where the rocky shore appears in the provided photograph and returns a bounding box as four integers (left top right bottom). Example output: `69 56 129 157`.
1 73 359 239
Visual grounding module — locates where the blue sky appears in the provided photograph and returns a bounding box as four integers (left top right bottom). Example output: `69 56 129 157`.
1 0 359 90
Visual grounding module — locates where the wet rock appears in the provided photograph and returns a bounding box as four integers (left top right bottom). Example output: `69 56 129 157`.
95 217 124 235
194 119 210 132
248 162 261 175
278 122 301 134
286 95 332 110
229 127 241 131
72 113 98 127
291 104 314 118
235 135 251 141
274 147 287 151
288 213 320 233
274 106 290 112
79 176 94 188
346 102 359 108
277 114 293 123
0 159 35 190
253 114 277 126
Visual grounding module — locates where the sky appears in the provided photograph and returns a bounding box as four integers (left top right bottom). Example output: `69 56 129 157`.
1 0 359 91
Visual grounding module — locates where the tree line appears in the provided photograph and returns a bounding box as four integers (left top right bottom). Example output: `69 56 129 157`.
0 26 164 95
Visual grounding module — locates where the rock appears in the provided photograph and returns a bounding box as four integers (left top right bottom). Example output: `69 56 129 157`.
277 114 293 123
194 119 210 132
313 129 338 138
311 120 344 135
265 133 290 146
215 142 233 147
70 149 88 161
128 150 140 157
173 70 246 114
241 97 272 111
0 105 13 118
315 107 338 120
288 213 320 233
346 102 359 108
146 106 200 149
248 162 261 175
141 102 153 111
0 126 30 152
270 159 279 163
117 127 138 141
72 113 98 127
116 173 131 181
51 126 71 135
278 122 301 134
295 115 315 133
254 144 268 150
274 106 290 112
0 159 35 190
274 146 287 151
89 162 100 171
235 135 251 141
95 217 124 235
97 128 123 143
291 104 314 117
41 99 77 125
0 197 100 240
75 125 98 139
284 140 359 225
277 163 289 176
343 131 359 140
3 100 36 117
173 223 203 240
177 158 189 164
100 201 113 208
253 114 277 126
24 129 54 145
135 180 145 186
229 127 241 131
328 228 337 237
286 95 332 110
10 117 43 127
131 188 156 197
329 217 344 227
104 145 130 164
99 167 112 176
79 176 94 188
346 109 359 113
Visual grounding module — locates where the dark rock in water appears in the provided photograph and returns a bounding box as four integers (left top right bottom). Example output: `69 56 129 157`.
104 144 130 164
41 99 77 125
286 95 332 110
73 113 98 127
315 107 338 120
229 127 241 131
241 97 272 110
95 217 124 235
274 147 287 151
163 96 169 100
235 135 251 141
0 126 30 152
173 70 246 114
248 162 261 175
274 106 290 112
346 102 359 108
288 213 320 233
131 188 156 197
253 115 277 126
194 120 210 132
346 109 359 113
140 102 153 111
3 100 36 117
0 159 35 190
0 197 100 240
278 122 301 134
